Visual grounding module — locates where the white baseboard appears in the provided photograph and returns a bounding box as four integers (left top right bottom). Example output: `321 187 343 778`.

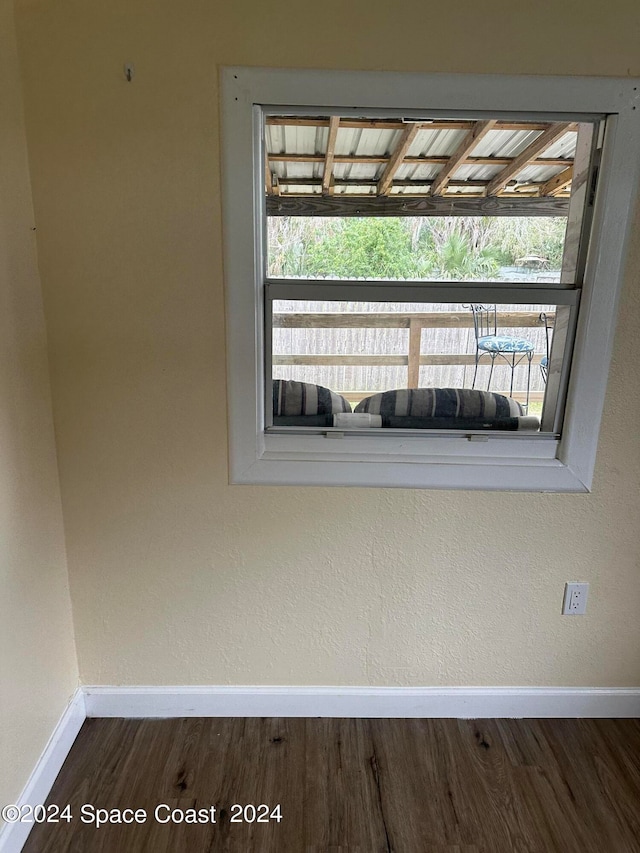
0 689 85 853
2 684 637 853
83 685 640 720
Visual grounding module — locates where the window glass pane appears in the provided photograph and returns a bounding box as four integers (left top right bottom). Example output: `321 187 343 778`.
264 113 597 286
265 113 594 433
271 300 557 430
268 217 568 284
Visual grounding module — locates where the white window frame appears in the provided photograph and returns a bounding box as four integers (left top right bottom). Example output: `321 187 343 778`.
221 67 640 491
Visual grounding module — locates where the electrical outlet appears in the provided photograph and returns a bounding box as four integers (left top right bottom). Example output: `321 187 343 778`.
562 582 589 615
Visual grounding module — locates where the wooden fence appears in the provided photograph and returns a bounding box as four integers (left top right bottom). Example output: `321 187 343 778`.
272 310 553 404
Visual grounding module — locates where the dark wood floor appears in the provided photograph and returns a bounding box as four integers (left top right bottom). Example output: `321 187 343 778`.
22 717 640 852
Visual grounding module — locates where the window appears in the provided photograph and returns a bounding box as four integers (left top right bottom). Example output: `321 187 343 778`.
221 68 640 491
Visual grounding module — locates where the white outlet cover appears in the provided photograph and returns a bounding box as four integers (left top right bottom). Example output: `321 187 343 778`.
562 582 589 615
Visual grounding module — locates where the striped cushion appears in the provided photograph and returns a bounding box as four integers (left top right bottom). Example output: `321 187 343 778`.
355 388 523 419
273 380 351 416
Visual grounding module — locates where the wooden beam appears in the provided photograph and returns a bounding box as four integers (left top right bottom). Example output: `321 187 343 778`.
408 320 422 387
267 194 569 217
533 158 574 167
411 156 573 167
273 353 545 366
541 166 573 197
273 177 568 195
276 177 490 189
268 153 573 168
270 153 384 164
485 123 573 196
560 122 595 287
273 311 555 329
430 120 497 197
265 147 275 196
540 123 594 432
376 124 422 196
322 116 340 195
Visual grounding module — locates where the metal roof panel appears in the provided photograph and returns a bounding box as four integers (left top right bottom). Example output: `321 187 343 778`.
452 164 504 182
472 128 543 158
517 165 566 184
266 123 328 155
409 128 468 157
396 163 441 181
543 131 578 158
334 163 380 181
350 127 403 156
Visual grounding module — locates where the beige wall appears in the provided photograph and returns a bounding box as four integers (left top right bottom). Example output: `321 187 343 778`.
0 0 78 810
14 0 640 688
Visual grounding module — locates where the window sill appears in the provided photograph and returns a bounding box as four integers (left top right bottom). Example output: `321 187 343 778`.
233 456 586 492
229 433 587 491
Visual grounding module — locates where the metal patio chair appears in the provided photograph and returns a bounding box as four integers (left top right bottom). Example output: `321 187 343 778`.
468 304 534 410
539 311 552 383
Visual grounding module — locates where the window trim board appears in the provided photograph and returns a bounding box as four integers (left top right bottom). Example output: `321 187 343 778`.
221 67 640 491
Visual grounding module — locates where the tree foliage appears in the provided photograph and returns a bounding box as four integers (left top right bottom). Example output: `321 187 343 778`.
304 218 432 278
268 216 567 280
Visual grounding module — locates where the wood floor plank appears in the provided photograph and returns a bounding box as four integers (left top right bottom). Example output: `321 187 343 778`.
22 717 640 853
369 719 466 848
533 720 638 851
303 718 390 851
450 719 540 852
